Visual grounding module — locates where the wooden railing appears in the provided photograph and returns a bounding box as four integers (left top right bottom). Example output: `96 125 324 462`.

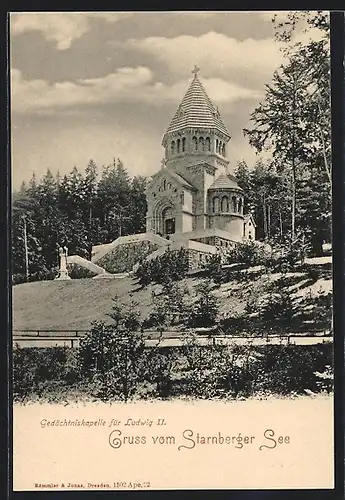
12 329 333 349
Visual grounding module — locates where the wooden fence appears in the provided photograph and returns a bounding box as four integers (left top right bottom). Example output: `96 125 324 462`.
12 329 333 349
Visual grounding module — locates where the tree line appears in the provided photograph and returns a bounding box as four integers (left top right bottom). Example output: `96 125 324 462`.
12 159 147 282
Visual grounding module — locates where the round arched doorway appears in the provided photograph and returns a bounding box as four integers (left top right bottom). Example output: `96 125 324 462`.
162 206 175 235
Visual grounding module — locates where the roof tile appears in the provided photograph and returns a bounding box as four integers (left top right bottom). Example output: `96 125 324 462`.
165 74 230 137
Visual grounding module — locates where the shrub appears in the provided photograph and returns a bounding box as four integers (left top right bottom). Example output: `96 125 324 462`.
13 346 80 401
204 253 224 284
261 288 295 329
186 279 219 328
67 263 97 279
145 349 177 398
255 345 333 395
179 337 257 398
145 281 189 330
79 321 148 401
135 247 189 286
12 274 26 285
107 294 142 331
225 240 268 267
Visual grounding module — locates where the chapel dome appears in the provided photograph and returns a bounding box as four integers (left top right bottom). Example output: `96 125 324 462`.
163 67 230 140
208 174 243 191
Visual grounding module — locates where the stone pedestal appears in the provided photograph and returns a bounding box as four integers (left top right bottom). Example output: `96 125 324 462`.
55 269 71 280
55 246 71 280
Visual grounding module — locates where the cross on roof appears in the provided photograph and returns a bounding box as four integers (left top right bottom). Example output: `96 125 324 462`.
191 65 200 77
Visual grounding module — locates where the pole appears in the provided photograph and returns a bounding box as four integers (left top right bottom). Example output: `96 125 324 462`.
22 215 29 282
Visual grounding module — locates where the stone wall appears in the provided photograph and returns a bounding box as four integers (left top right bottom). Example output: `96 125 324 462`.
187 249 211 270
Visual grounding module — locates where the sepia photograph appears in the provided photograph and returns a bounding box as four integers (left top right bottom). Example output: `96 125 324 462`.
10 10 335 491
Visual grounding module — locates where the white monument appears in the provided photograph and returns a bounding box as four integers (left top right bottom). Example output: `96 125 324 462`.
55 246 71 280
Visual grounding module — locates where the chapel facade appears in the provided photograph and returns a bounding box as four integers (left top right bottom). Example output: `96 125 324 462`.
89 67 255 274
145 67 253 248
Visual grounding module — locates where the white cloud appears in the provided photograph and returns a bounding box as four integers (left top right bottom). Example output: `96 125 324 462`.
123 31 285 81
10 12 133 50
11 67 152 113
11 67 261 115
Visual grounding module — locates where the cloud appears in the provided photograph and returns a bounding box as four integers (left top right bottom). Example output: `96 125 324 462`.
10 12 133 50
11 67 262 115
123 31 285 81
11 66 153 113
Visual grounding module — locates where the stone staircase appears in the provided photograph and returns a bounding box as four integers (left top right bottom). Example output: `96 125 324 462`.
67 255 110 276
91 232 170 264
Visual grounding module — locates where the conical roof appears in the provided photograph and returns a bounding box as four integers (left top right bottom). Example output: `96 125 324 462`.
164 68 230 137
209 174 243 191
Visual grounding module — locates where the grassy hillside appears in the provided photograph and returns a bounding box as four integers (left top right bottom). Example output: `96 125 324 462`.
13 276 154 330
12 259 332 332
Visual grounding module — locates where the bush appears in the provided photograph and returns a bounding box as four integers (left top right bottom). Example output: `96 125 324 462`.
261 288 295 329
143 281 190 332
264 238 309 273
13 346 80 401
135 247 189 286
186 279 219 328
12 274 26 285
79 321 148 401
225 240 270 269
204 253 224 284
67 263 97 279
255 345 333 395
179 337 257 398
12 341 333 402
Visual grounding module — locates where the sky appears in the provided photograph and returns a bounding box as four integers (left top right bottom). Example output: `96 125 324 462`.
10 11 321 189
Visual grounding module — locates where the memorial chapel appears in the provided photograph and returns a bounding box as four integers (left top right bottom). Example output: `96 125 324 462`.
145 67 255 247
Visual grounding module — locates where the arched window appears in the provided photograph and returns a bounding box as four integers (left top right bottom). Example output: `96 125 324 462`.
232 196 237 212
213 197 220 213
221 196 228 212
171 141 175 154
163 179 166 190
167 183 172 190
199 137 204 151
216 139 219 153
238 198 243 214
182 137 186 152
177 139 180 153
192 136 198 151
205 137 210 151
222 143 226 156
